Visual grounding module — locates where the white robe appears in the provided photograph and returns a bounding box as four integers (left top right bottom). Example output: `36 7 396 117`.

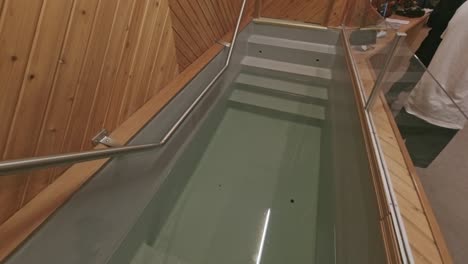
405 1 468 130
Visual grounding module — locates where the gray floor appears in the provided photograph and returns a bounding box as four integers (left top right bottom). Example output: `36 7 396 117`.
417 127 468 264
387 26 468 264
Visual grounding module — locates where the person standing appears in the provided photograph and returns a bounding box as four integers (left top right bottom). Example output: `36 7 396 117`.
397 1 468 167
385 0 466 107
416 0 466 66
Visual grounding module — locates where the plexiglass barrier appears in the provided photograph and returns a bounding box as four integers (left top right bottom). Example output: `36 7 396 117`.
347 24 468 168
346 19 468 262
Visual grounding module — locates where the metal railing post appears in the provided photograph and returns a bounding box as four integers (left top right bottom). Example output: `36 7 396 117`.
365 32 407 110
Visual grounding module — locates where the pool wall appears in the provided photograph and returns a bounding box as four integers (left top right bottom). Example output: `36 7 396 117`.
329 33 387 264
5 22 390 264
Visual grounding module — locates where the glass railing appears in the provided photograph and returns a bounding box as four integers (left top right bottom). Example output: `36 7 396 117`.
344 25 397 99
349 23 468 169
346 18 468 262
369 30 468 167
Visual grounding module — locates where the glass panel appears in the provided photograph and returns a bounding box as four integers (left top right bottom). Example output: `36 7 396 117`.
373 35 468 168
366 34 468 261
344 25 397 99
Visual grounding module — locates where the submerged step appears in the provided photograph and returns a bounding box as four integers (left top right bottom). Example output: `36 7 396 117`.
253 22 340 45
248 35 337 54
229 89 325 120
234 73 328 101
131 244 157 264
248 35 337 68
241 56 332 85
131 243 189 264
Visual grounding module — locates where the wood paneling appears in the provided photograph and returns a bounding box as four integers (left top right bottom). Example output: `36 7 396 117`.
261 0 354 26
169 0 257 70
261 0 381 27
262 0 329 24
0 0 179 224
169 0 379 71
0 41 226 262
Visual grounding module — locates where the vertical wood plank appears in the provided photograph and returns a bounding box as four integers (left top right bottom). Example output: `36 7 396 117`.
80 0 138 150
103 0 153 131
197 0 223 39
210 0 229 32
59 0 121 155
2 0 76 209
29 0 101 189
171 13 203 60
175 0 211 53
0 0 46 224
148 12 178 97
169 0 247 71
0 0 180 225
3 0 75 159
0 0 44 156
118 0 163 122
142 5 173 101
187 0 217 46
0 0 6 27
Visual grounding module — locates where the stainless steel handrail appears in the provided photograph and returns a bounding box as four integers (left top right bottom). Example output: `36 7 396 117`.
0 0 248 176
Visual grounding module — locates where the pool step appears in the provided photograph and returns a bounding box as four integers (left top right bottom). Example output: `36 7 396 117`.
241 56 332 86
248 34 336 68
131 243 188 264
131 243 157 264
229 89 326 120
234 73 328 102
252 22 340 45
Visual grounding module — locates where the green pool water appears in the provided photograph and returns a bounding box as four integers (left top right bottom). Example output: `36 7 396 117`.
109 71 334 264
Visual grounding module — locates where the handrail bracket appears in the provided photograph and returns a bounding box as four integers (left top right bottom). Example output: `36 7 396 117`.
217 40 231 48
92 129 123 148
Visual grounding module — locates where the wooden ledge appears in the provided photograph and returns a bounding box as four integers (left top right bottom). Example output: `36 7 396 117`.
381 95 453 264
351 35 452 262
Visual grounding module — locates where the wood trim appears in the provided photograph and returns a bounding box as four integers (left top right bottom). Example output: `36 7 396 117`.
341 32 402 264
0 41 225 262
380 94 454 264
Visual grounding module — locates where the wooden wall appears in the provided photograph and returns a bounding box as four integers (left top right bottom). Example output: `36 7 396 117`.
168 0 376 70
261 0 380 27
260 0 341 26
262 0 331 24
169 0 257 70
0 0 179 224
